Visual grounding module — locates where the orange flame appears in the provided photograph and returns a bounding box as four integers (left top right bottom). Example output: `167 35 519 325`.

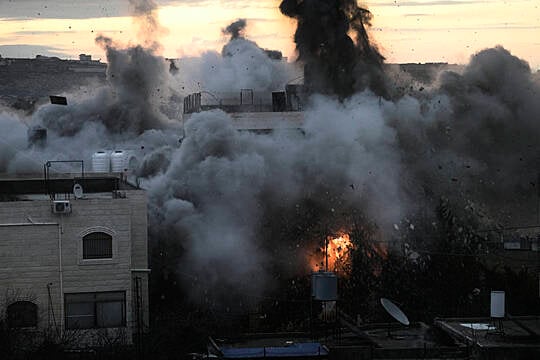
310 233 355 274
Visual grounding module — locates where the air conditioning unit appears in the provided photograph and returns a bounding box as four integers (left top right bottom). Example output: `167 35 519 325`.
52 200 71 214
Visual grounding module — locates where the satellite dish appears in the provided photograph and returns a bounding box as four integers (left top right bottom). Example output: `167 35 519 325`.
381 298 410 326
73 183 84 199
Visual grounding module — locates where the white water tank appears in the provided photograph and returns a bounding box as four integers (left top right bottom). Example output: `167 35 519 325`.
111 150 128 173
92 151 111 173
312 271 337 301
490 291 505 318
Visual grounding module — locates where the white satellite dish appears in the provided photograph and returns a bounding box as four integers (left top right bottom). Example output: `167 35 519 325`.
73 183 84 199
381 298 410 326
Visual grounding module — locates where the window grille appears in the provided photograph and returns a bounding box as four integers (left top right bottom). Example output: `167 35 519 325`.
83 232 112 259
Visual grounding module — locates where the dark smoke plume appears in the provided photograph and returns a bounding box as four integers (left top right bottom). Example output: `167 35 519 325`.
129 0 157 14
129 0 167 52
407 47 540 223
280 0 388 98
223 18 247 41
31 0 172 136
95 35 170 133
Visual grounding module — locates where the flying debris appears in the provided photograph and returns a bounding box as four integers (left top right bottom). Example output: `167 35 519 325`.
49 95 67 105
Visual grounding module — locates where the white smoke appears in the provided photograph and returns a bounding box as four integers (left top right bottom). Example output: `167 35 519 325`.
0 110 28 172
144 94 404 293
174 20 299 95
196 39 295 93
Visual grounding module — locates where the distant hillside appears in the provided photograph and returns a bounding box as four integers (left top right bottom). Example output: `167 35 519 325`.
0 55 106 112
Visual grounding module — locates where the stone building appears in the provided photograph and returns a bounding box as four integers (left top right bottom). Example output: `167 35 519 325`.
0 174 149 345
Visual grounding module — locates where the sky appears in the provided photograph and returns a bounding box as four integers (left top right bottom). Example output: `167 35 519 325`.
0 0 538 69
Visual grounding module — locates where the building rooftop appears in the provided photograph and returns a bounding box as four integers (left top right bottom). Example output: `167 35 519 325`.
0 173 138 199
435 316 540 349
183 85 306 116
434 316 540 359
330 320 469 359
359 322 457 349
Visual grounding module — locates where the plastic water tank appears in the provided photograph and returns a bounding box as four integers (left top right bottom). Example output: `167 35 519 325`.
92 151 111 173
111 150 128 173
312 271 337 301
490 291 505 318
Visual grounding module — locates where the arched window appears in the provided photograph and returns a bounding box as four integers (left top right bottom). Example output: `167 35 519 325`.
83 232 113 259
7 301 38 328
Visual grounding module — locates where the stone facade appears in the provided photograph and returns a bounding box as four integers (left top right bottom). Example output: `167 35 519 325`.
0 190 149 345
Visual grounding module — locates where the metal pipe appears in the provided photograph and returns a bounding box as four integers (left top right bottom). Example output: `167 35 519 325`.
58 215 64 332
0 222 58 227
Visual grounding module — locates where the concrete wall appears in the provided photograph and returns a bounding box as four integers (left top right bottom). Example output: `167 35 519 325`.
0 190 148 345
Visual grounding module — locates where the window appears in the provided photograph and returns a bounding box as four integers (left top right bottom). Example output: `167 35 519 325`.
83 232 112 259
65 292 125 329
7 301 38 328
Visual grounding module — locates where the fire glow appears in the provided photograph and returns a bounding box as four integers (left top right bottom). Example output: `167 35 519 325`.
310 233 355 274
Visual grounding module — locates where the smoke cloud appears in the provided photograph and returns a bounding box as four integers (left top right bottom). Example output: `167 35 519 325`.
175 19 298 94
280 0 388 98
31 0 174 137
128 0 168 52
147 96 404 296
222 18 247 41
143 45 540 299
392 46 540 224
28 36 172 137
0 111 28 172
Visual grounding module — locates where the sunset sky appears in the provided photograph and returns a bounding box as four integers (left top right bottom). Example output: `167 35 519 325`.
0 0 538 69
